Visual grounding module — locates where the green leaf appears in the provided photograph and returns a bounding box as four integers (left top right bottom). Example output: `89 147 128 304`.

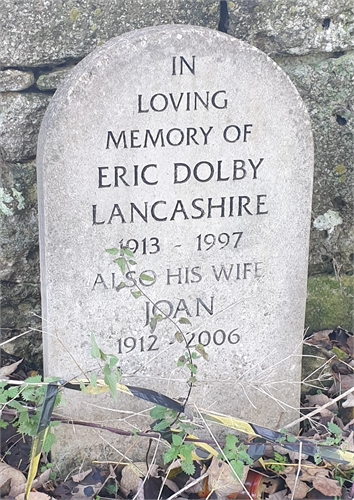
150 314 163 333
285 434 296 443
109 355 119 368
128 260 137 265
140 274 154 282
178 317 191 325
174 331 184 343
114 257 126 274
177 355 186 367
163 447 179 464
186 363 197 374
122 247 135 257
103 366 117 401
7 400 25 412
131 290 142 299
328 422 342 436
116 281 126 292
150 405 167 420
230 459 244 481
172 434 183 447
188 376 197 385
43 431 56 453
90 373 97 387
195 344 209 361
153 420 171 432
106 248 119 255
225 434 238 450
90 333 100 359
180 460 195 476
0 420 9 429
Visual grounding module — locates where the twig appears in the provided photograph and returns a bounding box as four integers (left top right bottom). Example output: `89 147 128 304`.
290 441 303 500
283 385 354 429
165 471 209 500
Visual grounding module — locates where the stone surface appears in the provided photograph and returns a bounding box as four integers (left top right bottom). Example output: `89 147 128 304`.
0 158 42 364
0 93 51 162
228 0 354 56
0 0 353 67
37 25 313 464
36 68 73 91
276 53 354 275
0 0 218 67
305 275 354 333
0 70 35 92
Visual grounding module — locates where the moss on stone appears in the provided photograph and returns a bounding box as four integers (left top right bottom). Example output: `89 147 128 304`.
305 275 354 333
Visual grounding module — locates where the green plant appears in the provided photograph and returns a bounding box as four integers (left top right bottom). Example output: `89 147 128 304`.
267 451 288 474
0 376 62 452
163 433 196 475
219 434 253 481
323 422 342 446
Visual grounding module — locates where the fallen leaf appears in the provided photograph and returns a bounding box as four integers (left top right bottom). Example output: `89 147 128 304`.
0 359 23 378
72 469 92 483
0 478 12 497
343 392 354 408
32 468 52 489
305 394 338 412
312 476 342 497
15 493 53 500
0 463 26 497
268 490 290 500
120 462 158 497
283 468 309 499
207 457 248 499
305 330 333 349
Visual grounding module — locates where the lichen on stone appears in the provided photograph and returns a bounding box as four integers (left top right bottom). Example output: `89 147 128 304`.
313 209 343 234
0 188 14 216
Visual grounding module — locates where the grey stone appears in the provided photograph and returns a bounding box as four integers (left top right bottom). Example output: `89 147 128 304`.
0 93 51 162
0 0 218 67
37 25 313 465
0 158 42 364
276 53 354 275
0 70 35 92
228 0 354 56
36 68 73 91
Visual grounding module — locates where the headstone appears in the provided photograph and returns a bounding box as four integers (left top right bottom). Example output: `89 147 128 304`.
37 25 313 464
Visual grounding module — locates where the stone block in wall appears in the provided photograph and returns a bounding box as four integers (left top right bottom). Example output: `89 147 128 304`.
0 159 42 365
0 70 35 91
0 0 218 67
36 68 73 91
276 53 354 276
228 0 354 56
0 93 51 162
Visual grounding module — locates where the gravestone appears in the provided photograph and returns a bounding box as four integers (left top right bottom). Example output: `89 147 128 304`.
37 25 313 464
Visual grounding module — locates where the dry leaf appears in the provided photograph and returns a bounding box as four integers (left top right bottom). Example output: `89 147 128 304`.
120 462 158 497
0 477 12 497
305 394 338 412
15 493 53 500
268 490 290 500
0 463 26 497
312 476 342 497
343 392 354 408
72 469 92 483
32 468 52 489
207 457 248 499
0 359 23 378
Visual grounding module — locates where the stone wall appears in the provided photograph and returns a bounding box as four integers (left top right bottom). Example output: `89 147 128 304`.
1 0 353 364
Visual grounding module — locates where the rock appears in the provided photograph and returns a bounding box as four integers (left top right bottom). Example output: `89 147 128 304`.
228 0 354 56
0 158 42 365
0 92 51 162
36 67 73 91
276 53 354 275
0 0 218 66
0 70 35 91
305 275 354 333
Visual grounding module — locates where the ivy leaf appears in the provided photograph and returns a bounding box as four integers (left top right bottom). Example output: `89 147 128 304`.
114 257 126 274
131 290 142 299
106 248 119 255
150 314 163 333
195 344 209 361
116 281 126 292
122 247 135 257
178 317 191 325
140 274 155 282
175 331 184 343
90 333 100 359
